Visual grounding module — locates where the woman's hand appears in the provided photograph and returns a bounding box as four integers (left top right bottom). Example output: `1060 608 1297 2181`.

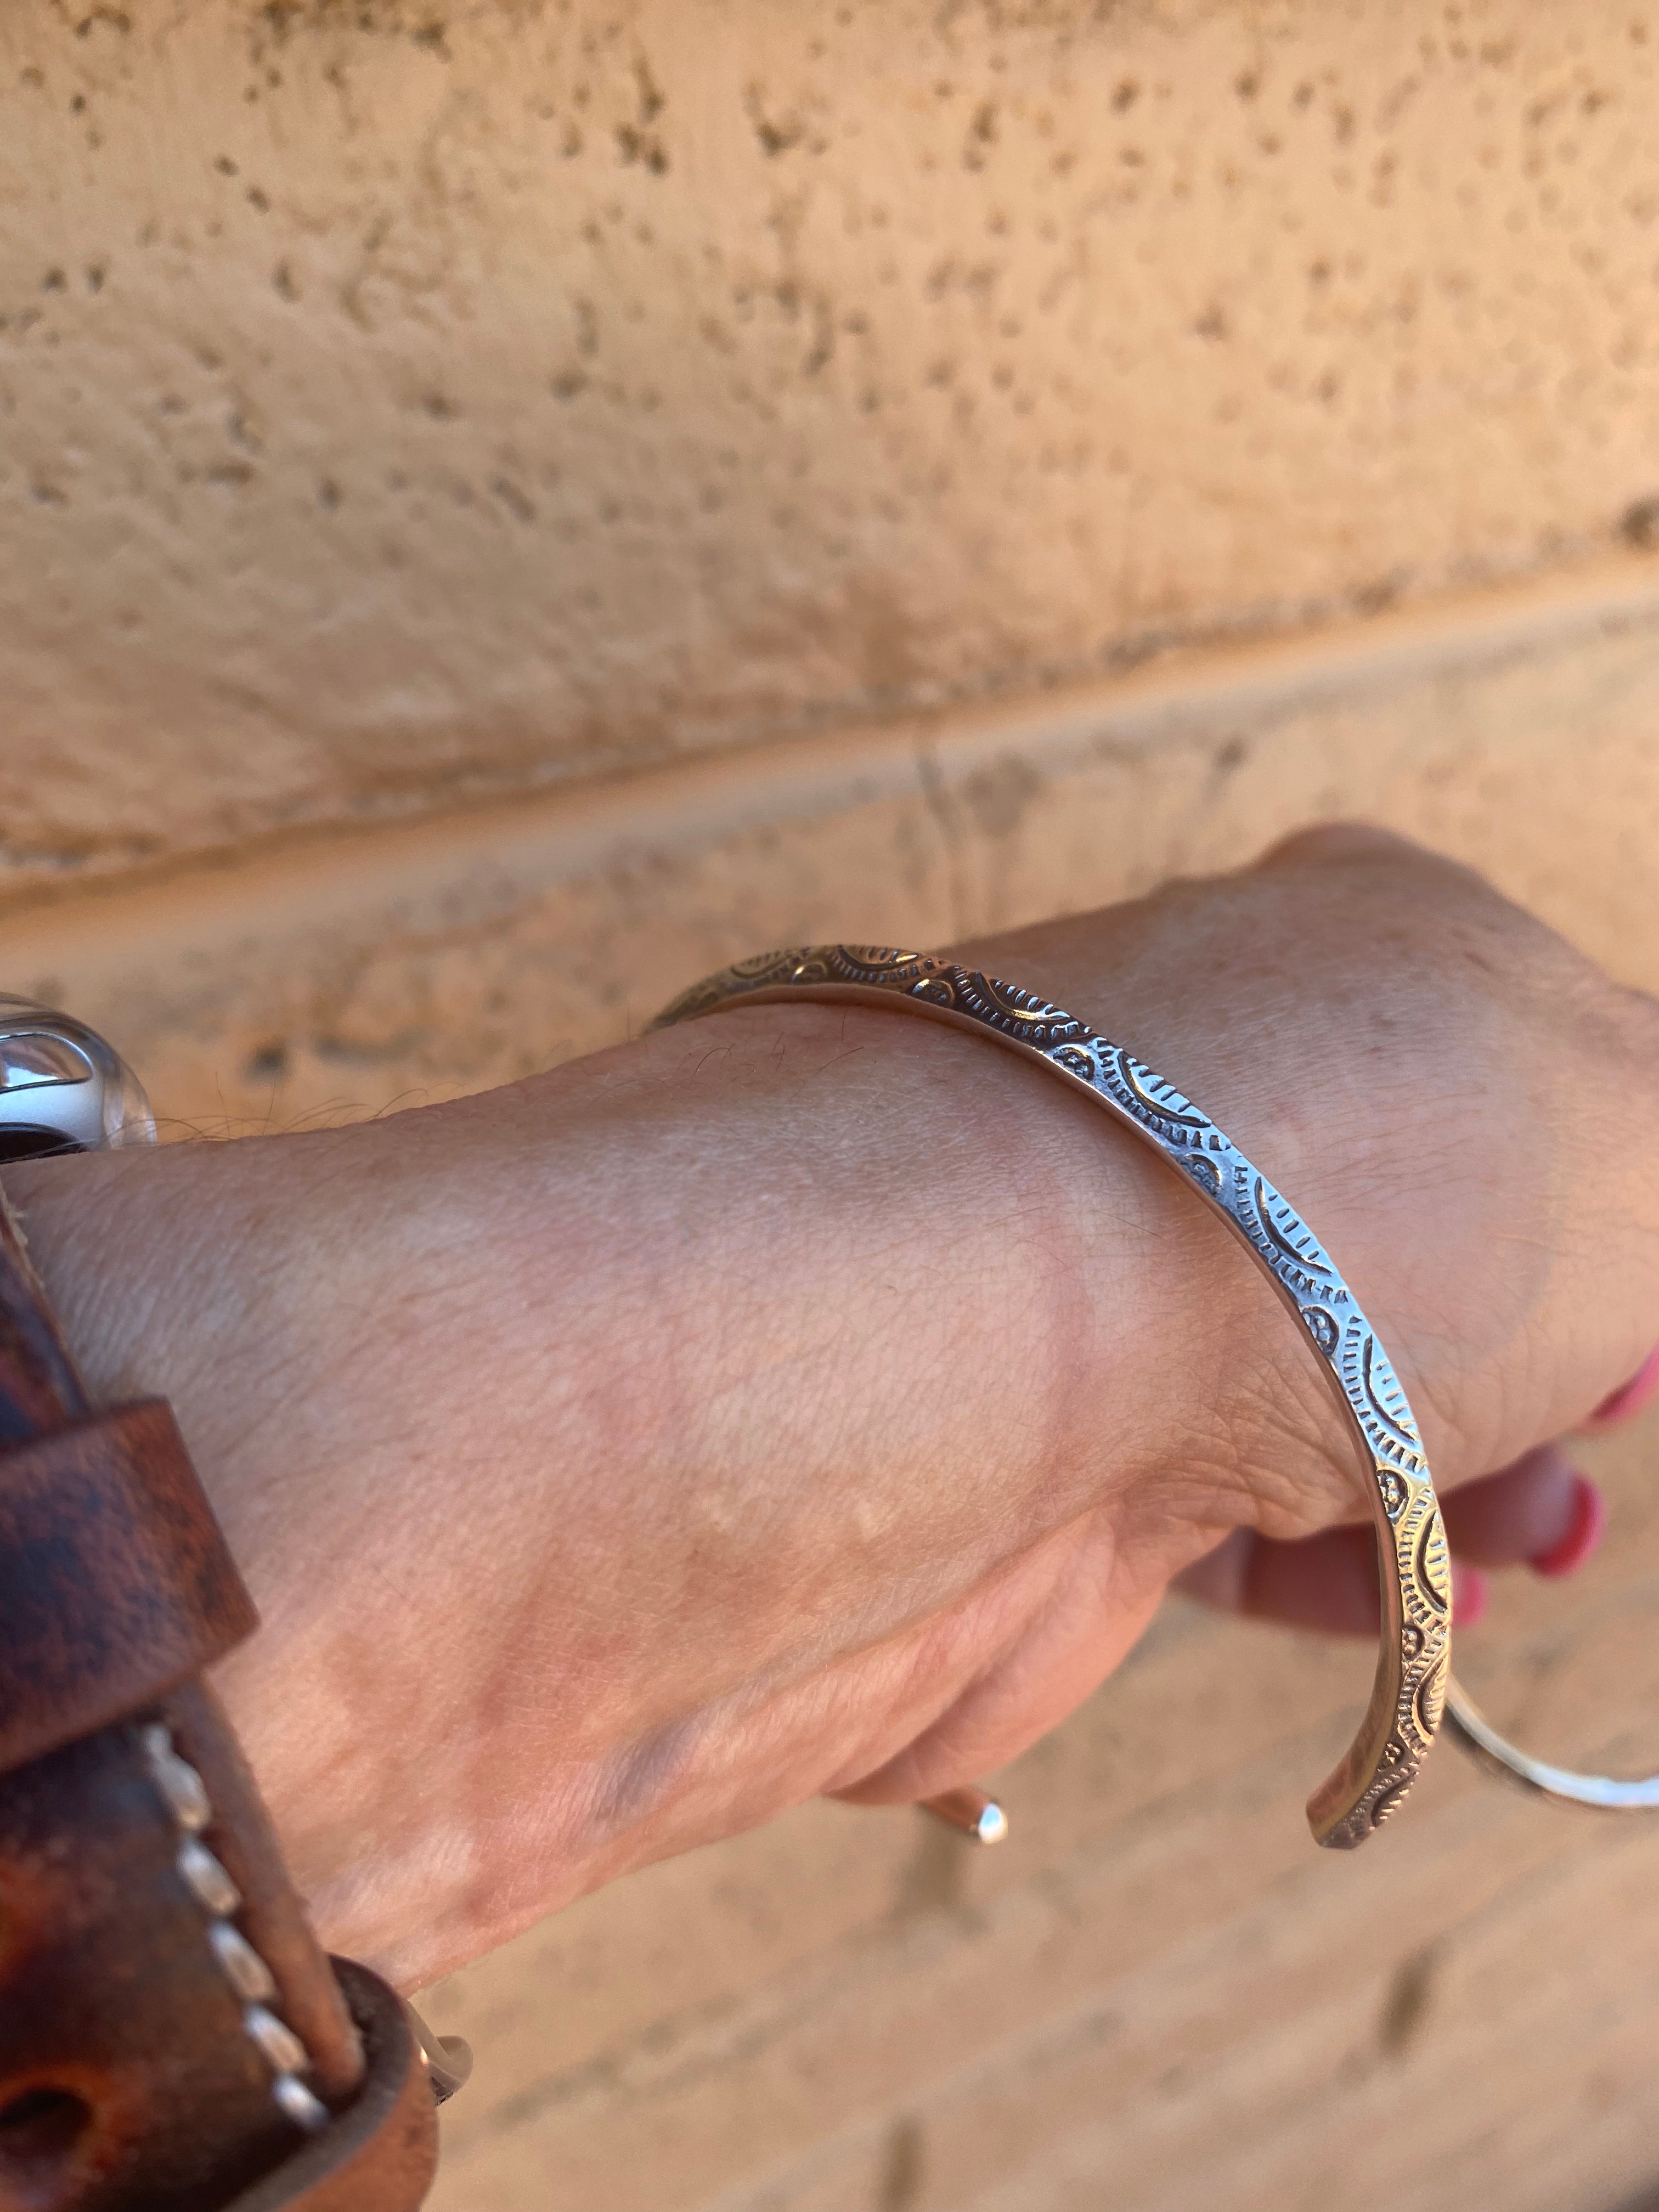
4 825 1657 1987
828 823 1659 1810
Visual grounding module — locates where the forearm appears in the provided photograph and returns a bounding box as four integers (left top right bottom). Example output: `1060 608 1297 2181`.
0 997 1240 1984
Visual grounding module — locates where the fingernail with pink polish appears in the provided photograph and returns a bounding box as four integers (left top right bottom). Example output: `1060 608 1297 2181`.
1530 1474 1607 1579
1586 1344 1659 1431
1452 1561 1490 1628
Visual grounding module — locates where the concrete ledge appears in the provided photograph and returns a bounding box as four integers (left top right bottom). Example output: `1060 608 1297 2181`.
5 552 1659 1132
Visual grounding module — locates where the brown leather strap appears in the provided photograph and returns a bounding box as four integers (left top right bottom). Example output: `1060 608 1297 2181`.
0 1195 436 2210
227 1965 437 2212
0 1402 258 1775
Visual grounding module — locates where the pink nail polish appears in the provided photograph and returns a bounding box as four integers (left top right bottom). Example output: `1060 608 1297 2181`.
1585 1344 1659 1431
1530 1474 1607 1579
1452 1561 1489 1628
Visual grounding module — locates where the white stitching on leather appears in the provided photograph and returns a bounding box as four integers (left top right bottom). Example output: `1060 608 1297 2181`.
138 1720 329 2135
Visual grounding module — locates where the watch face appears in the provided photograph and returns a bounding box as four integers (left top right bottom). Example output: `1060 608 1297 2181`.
0 997 156 1160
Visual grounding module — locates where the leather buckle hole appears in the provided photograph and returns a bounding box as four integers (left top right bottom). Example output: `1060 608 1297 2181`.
0 2087 91 2172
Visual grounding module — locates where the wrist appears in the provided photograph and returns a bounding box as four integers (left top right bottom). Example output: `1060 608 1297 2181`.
1 994 1263 1977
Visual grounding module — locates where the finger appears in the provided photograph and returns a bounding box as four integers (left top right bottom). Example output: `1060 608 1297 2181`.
1174 1525 1491 1636
1580 1342 1659 1432
1440 1441 1601 1570
1176 1524 1380 1634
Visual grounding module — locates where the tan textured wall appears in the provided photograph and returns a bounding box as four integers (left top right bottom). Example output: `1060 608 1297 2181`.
7 4 1659 2209
4 0 1659 884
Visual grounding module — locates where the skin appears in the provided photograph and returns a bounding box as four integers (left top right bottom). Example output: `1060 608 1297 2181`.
4 826 1657 1991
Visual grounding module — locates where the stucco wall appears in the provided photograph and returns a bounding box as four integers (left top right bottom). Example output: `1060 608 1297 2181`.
5 4 1659 2209
4 0 1659 882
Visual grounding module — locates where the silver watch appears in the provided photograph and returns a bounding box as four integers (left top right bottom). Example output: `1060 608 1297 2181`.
0 996 156 1163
